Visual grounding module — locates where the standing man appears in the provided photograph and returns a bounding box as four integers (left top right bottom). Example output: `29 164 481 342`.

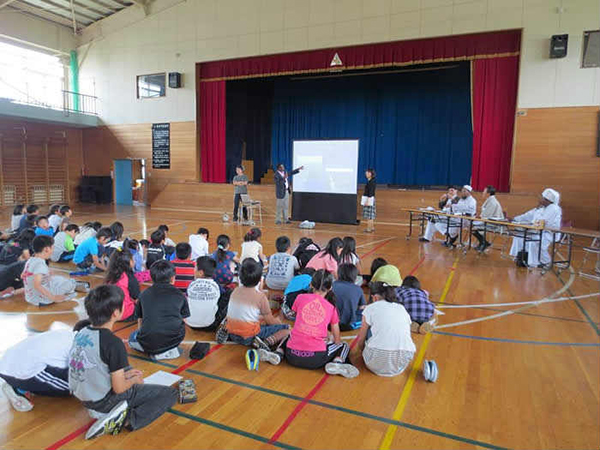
232 165 249 223
274 163 303 225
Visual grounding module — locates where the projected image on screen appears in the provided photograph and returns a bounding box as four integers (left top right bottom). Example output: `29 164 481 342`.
292 140 359 194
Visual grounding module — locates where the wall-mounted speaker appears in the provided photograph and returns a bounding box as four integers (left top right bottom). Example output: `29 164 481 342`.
168 72 182 88
550 34 568 59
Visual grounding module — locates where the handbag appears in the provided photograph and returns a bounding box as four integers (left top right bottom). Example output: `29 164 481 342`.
361 196 374 206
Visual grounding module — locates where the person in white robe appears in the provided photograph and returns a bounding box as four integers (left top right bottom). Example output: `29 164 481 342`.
509 188 562 267
420 186 457 242
472 185 504 252
445 185 477 247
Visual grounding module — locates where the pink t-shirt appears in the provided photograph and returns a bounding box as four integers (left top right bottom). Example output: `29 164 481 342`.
287 293 339 352
113 272 135 320
306 251 338 274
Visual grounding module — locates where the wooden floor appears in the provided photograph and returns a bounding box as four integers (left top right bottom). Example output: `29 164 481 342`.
0 204 598 450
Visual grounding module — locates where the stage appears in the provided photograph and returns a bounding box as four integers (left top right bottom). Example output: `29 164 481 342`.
151 182 539 225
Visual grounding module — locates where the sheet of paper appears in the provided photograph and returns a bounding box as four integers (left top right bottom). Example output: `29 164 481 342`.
143 370 182 386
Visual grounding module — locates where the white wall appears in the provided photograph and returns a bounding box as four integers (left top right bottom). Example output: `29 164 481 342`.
77 0 600 124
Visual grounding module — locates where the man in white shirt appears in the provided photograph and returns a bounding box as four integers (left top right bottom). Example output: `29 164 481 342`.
509 188 562 268
472 185 504 252
444 185 477 247
419 186 457 243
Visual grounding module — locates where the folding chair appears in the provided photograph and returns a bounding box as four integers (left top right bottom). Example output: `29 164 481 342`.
580 237 600 281
239 194 262 226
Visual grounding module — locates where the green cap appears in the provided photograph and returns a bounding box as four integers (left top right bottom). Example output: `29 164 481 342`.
371 265 402 286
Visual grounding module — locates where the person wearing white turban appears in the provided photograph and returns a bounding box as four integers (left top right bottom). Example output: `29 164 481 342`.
509 188 562 267
444 185 477 247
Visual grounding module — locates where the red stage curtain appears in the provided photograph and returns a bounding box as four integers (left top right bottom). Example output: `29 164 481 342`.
200 30 520 81
471 56 519 192
200 80 226 182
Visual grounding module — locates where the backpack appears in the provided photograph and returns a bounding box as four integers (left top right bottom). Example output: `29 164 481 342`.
293 238 321 269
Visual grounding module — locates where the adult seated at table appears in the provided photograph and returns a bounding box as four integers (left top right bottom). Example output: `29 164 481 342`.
509 188 562 268
444 185 477 248
472 185 504 252
419 186 457 243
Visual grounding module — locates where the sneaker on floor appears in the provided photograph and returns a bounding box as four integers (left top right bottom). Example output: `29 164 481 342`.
85 401 128 440
479 241 492 253
152 347 181 360
325 362 359 379
281 303 296 321
245 349 259 371
215 320 229 344
0 379 33 412
418 238 430 243
252 336 271 352
75 281 91 293
275 221 282 225
258 348 281 365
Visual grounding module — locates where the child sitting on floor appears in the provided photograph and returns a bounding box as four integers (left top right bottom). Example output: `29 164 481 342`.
105 249 140 321
158 224 176 247
221 259 289 359
0 229 35 266
58 205 72 232
281 267 315 320
10 205 26 234
189 227 209 260
240 227 267 266
74 221 102 246
0 252 29 298
396 275 436 334
105 222 125 255
332 263 365 331
0 320 89 412
51 224 79 263
69 285 178 439
145 230 167 269
73 227 111 271
306 237 343 278
211 234 239 287
34 216 54 237
186 256 230 331
47 205 61 233
265 236 300 291
123 239 144 273
172 243 195 293
362 257 387 284
339 236 363 285
22 236 88 306
17 205 39 234
129 260 190 360
282 269 359 378
356 281 415 377
292 237 321 270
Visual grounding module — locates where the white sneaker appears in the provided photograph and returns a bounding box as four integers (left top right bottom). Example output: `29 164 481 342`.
85 401 128 440
257 349 281 365
325 362 359 379
0 378 33 412
153 347 181 360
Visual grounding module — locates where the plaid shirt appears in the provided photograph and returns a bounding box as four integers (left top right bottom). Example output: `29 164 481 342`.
396 287 434 323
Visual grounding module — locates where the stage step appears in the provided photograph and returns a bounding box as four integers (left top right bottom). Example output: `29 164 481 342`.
260 168 275 185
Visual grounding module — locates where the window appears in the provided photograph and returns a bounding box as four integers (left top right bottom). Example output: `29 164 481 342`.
137 73 166 98
0 41 65 109
582 30 600 68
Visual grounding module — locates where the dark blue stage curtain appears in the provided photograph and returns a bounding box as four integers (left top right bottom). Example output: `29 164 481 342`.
271 63 473 186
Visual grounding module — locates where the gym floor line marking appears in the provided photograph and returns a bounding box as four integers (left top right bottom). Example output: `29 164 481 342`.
432 331 600 347
441 304 596 325
45 344 222 450
126 346 505 449
554 271 600 338
167 409 301 450
379 255 459 450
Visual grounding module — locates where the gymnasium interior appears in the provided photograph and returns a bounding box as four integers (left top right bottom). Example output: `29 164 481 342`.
0 0 599 448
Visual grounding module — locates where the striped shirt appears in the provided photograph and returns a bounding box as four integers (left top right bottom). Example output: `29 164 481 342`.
172 259 195 293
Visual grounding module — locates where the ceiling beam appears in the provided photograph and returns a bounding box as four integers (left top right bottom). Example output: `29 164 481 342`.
69 0 76 33
7 2 74 27
0 0 19 9
19 0 98 22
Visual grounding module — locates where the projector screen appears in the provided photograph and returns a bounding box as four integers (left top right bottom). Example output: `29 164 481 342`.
292 140 359 194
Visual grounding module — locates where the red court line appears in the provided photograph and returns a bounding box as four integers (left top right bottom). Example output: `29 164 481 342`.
359 239 395 260
45 344 224 450
268 251 423 445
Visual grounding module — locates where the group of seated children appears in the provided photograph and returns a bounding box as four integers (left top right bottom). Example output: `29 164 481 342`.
0 221 440 439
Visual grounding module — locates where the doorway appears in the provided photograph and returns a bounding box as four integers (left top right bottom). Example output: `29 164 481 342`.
112 158 147 206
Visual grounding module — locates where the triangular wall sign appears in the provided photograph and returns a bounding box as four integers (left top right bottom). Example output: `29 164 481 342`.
330 52 343 67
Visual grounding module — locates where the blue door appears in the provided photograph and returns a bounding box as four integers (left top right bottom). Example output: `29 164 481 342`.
114 159 132 205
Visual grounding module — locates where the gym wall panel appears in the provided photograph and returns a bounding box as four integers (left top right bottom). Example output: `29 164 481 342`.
511 106 600 230
81 121 197 203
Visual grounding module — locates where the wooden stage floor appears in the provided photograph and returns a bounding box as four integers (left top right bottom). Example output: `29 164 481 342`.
0 204 598 450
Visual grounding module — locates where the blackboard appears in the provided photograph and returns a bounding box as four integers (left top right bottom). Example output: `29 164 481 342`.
152 123 170 169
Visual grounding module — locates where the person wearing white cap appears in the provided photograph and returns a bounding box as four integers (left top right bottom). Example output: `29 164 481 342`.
509 188 562 268
444 185 477 247
419 186 457 243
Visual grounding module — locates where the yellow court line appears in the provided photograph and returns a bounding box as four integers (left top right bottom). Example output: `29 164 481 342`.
379 256 459 450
